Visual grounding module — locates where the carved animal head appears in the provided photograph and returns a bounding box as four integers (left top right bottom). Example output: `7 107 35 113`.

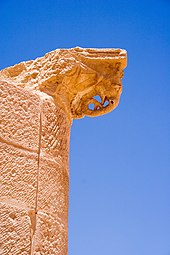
0 47 127 119
38 47 127 119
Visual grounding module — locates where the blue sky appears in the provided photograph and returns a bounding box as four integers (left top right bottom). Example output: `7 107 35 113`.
0 1 170 255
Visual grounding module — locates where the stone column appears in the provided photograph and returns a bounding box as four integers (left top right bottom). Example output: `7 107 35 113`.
0 47 127 255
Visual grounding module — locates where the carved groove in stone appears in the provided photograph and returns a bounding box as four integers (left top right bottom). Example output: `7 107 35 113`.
0 47 127 119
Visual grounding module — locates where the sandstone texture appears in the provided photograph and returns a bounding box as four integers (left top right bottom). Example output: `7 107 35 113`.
0 47 127 254
0 81 69 255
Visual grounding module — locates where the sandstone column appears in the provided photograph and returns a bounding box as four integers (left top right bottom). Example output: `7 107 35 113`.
0 47 127 255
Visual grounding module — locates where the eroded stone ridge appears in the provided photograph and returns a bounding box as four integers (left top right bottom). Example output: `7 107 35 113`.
0 47 127 119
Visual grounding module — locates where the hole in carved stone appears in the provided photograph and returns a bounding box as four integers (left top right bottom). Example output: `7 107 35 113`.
88 103 95 110
103 100 109 107
93 95 102 103
110 100 114 104
9 212 17 220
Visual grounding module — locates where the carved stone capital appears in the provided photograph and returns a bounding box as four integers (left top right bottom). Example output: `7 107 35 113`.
0 47 127 119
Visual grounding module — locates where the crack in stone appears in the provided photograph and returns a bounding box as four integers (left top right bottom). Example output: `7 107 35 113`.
28 209 36 238
30 104 42 254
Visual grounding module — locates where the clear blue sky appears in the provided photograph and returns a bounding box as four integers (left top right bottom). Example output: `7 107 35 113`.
0 1 169 255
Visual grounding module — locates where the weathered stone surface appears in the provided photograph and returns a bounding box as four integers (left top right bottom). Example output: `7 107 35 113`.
0 142 38 209
0 202 32 255
40 97 70 167
0 47 127 255
31 212 67 255
0 85 70 254
0 81 41 152
36 157 69 217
